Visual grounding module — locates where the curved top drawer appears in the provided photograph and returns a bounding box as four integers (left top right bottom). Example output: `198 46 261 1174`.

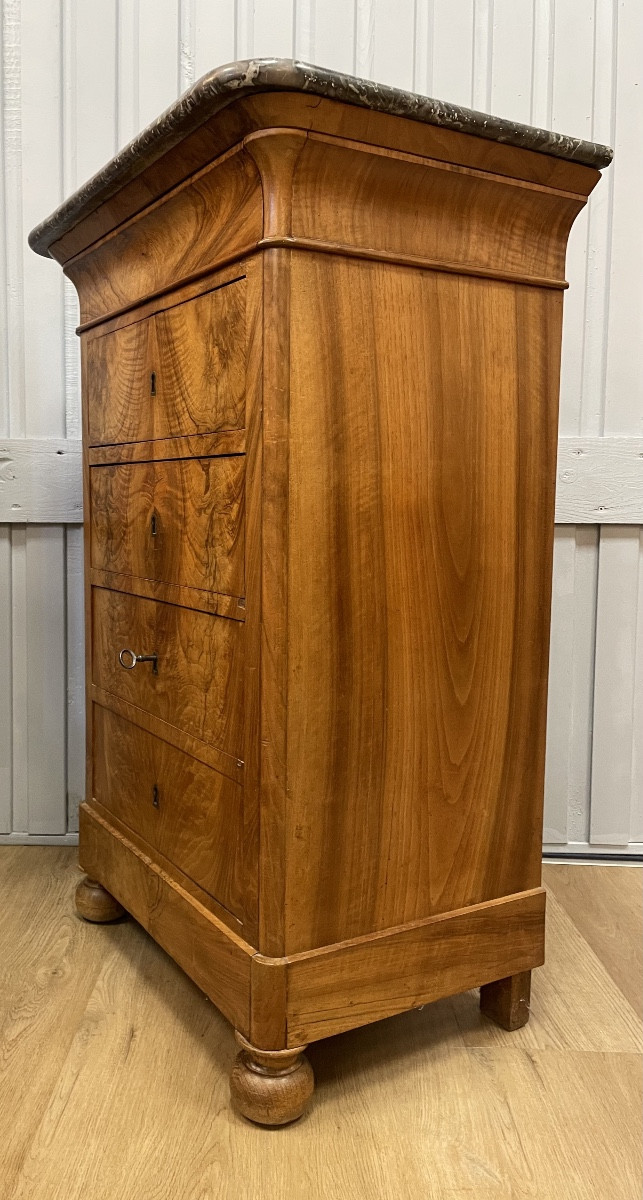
85 279 246 447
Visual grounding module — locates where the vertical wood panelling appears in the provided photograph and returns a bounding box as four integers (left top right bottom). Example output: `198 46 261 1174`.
545 527 599 845
353 0 375 77
431 1 474 106
313 0 354 74
543 0 620 854
0 530 10 833
10 526 29 833
25 527 66 834
116 0 139 148
412 0 433 94
371 0 415 87
137 0 181 130
631 530 643 842
528 0 597 852
488 0 532 123
18 0 67 835
472 0 493 112
554 0 594 433
591 529 640 844
179 0 195 92
1 0 640 850
3 2 32 835
544 532 575 844
293 0 314 61
192 0 236 81
0 4 14 832
61 0 119 834
65 526 84 832
590 0 643 847
248 0 294 59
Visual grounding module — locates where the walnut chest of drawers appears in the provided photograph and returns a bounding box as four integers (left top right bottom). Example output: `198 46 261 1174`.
30 59 611 1125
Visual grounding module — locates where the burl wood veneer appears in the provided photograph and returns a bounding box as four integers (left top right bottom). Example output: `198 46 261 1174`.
30 59 612 1126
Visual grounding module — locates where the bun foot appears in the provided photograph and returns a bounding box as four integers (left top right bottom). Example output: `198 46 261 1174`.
75 876 124 923
229 1032 314 1126
480 969 531 1030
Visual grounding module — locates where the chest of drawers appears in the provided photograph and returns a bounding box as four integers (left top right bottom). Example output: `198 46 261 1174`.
30 59 611 1126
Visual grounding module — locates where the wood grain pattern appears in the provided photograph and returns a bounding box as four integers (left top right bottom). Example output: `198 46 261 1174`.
88 429 245 465
229 1034 314 1126
91 587 244 759
89 569 246 621
78 261 248 338
66 148 261 323
86 795 245 936
544 864 643 1018
452 882 642 1053
90 686 243 781
78 802 253 1033
44 88 601 268
258 234 569 290
86 280 246 446
238 255 264 950
246 129 589 287
283 253 556 952
37 82 604 1119
250 953 288 1050
480 970 532 1030
240 91 601 193
284 888 545 1045
2 856 638 1198
257 247 291 956
74 875 125 922
92 705 247 921
0 848 128 1197
90 455 245 598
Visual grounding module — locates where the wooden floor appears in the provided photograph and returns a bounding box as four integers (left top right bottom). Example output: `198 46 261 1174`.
0 850 640 1199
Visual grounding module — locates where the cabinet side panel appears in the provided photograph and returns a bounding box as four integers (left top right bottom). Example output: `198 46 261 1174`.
285 253 560 953
257 248 292 955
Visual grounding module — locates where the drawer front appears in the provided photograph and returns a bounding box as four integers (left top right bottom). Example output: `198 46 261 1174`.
86 281 246 446
90 456 245 598
92 588 244 759
93 706 246 920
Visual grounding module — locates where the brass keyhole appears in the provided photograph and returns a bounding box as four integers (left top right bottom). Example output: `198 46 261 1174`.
150 513 157 537
152 785 160 809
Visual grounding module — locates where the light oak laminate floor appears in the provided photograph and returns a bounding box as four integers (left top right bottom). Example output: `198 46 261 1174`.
0 849 640 1200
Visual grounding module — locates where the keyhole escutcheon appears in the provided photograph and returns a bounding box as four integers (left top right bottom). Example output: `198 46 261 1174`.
150 370 157 396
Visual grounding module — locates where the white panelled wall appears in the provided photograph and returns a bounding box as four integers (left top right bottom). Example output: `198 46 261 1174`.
1 0 641 854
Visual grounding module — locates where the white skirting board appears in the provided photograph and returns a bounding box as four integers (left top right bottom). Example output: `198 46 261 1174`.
0 832 80 846
1 835 641 863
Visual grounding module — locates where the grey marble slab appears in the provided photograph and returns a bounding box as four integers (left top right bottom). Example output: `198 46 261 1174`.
29 57 613 258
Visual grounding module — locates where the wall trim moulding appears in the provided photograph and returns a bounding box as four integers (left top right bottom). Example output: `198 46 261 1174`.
555 437 643 524
1 436 642 526
0 439 82 523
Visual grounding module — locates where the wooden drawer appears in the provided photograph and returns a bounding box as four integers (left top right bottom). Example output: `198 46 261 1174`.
92 587 244 759
90 456 245 598
86 280 246 446
92 706 246 920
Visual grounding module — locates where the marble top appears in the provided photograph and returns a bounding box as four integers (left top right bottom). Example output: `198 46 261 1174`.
29 58 613 258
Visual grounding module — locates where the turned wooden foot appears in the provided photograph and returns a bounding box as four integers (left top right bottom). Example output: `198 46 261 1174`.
480 969 532 1030
75 876 125 923
229 1032 314 1126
